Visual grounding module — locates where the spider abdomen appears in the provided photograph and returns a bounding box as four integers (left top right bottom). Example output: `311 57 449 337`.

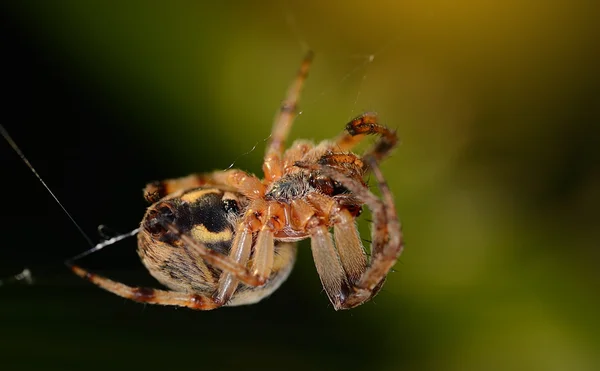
137 187 297 306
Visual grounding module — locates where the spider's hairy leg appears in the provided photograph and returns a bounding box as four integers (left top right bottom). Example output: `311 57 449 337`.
320 160 403 309
305 192 367 283
282 140 314 172
143 170 264 204
358 156 402 272
214 223 254 304
316 152 365 179
332 208 368 283
304 193 367 309
309 222 350 309
211 169 265 200
213 198 272 304
297 159 403 309
163 223 265 288
251 226 274 279
263 51 314 182
250 202 285 279
69 265 221 310
143 173 221 203
334 112 398 164
214 200 286 304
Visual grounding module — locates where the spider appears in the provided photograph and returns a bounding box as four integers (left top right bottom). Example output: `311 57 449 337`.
69 52 404 310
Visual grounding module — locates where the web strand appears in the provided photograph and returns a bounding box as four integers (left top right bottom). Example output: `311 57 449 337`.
0 124 95 248
65 227 140 265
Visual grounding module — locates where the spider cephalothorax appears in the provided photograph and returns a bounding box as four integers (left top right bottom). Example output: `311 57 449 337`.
69 52 404 310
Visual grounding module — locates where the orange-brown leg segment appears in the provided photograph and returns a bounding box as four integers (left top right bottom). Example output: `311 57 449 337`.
334 112 398 164
143 173 220 203
332 208 368 283
250 226 275 279
332 158 402 309
282 140 314 173
215 200 286 304
215 224 254 304
309 222 350 309
165 223 266 288
355 156 403 283
210 170 265 200
316 152 366 180
144 170 264 204
297 159 403 310
307 206 369 310
69 265 221 310
304 187 367 309
263 51 313 182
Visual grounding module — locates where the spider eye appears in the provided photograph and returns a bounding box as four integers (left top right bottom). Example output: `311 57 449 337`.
145 202 176 237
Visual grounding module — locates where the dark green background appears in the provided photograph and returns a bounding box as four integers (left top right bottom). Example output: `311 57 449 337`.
1 2 598 370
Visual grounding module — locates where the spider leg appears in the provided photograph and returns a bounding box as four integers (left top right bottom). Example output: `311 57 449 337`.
282 140 314 172
213 224 253 304
215 201 285 304
143 173 222 203
69 265 221 310
309 222 351 309
335 158 402 308
315 152 366 180
332 208 368 283
355 156 402 281
263 51 313 182
299 159 403 310
143 170 264 203
305 203 371 310
302 194 366 309
250 226 275 279
151 200 280 305
210 169 265 200
334 112 398 164
164 223 267 289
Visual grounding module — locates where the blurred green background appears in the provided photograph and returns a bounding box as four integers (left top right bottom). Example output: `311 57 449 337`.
1 1 598 370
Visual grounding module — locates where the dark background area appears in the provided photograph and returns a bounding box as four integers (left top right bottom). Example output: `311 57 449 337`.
1 2 599 371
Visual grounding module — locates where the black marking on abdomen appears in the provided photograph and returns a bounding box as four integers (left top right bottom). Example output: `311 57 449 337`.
175 193 231 233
